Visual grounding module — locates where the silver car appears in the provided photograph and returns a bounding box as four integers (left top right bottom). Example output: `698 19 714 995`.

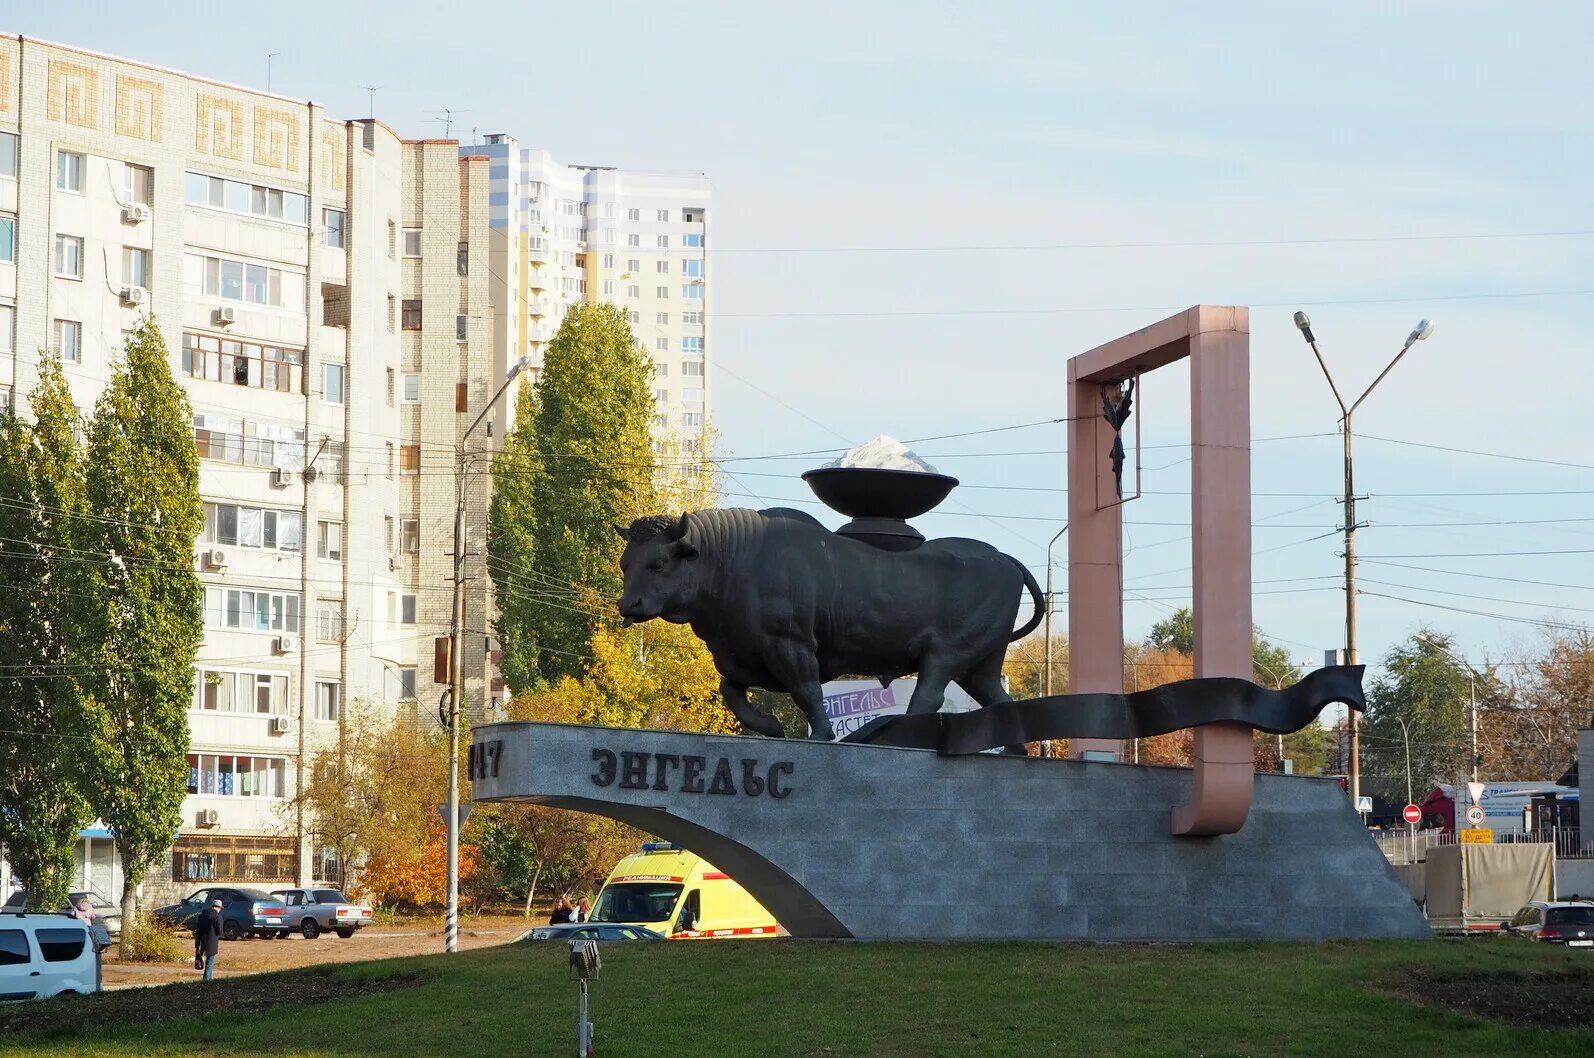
1 889 122 938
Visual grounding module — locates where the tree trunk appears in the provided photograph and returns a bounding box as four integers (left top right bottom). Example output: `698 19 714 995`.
523 860 542 918
118 874 137 960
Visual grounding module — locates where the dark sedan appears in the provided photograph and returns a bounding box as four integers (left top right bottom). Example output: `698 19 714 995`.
153 887 291 940
515 922 665 943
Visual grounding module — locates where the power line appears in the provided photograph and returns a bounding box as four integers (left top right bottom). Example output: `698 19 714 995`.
1359 559 1594 593
1361 434 1594 473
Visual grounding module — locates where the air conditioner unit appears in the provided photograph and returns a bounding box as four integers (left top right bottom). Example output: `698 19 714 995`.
213 306 237 326
273 635 295 656
269 716 290 735
198 809 219 827
269 467 294 488
123 204 152 224
121 286 148 306
201 548 227 571
388 555 403 572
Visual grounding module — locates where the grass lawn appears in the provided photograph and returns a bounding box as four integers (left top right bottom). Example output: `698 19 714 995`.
1 938 1591 1057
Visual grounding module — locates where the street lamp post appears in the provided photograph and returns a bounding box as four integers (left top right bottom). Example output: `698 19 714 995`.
1395 715 1416 861
1415 632 1479 783
1293 313 1434 807
445 355 530 954
1042 524 1068 696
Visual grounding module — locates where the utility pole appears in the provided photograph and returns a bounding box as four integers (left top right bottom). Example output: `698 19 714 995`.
1041 524 1068 696
1294 313 1434 806
267 52 281 93
445 355 528 954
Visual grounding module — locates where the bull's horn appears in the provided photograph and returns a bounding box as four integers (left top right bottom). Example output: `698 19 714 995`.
667 511 694 541
612 523 630 541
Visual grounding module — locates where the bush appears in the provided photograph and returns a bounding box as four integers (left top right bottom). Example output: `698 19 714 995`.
120 912 184 963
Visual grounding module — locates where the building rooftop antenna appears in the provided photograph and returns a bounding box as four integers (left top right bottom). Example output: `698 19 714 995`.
428 108 473 140
360 85 381 117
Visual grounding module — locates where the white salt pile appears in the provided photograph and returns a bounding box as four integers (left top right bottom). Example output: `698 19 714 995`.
823 434 939 474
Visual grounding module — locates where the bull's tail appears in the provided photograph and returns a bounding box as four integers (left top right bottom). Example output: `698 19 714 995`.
1009 556 1046 642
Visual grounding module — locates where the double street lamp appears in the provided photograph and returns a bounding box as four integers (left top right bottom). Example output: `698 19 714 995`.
1292 313 1435 806
445 354 530 954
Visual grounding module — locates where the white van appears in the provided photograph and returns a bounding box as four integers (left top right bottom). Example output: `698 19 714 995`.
0 915 99 1001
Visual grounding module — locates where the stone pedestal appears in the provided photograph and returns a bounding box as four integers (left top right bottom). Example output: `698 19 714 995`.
470 721 1429 941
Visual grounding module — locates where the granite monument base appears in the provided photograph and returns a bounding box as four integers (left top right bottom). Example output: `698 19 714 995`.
469 721 1429 941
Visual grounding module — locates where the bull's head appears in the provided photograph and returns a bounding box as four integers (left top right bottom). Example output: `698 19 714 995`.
615 512 701 626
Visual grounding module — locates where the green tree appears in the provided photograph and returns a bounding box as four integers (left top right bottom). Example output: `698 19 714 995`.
75 319 204 954
0 359 93 910
1363 630 1476 803
487 377 542 694
1149 607 1304 687
491 302 655 684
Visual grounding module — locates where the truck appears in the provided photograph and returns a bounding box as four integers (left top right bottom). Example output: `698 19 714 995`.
1420 842 1555 934
269 888 374 939
589 843 780 939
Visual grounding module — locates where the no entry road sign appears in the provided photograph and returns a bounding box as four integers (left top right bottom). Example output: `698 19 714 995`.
1403 803 1422 825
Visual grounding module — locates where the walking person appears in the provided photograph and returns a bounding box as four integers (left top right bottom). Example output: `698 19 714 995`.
194 898 223 981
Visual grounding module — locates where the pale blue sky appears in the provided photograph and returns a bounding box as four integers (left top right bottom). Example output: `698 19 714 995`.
15 2 1594 679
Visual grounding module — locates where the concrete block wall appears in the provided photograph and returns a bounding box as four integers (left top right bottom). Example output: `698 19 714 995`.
472 721 1431 941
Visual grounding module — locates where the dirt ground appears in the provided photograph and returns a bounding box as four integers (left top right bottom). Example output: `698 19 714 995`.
1376 965 1594 1029
100 914 535 989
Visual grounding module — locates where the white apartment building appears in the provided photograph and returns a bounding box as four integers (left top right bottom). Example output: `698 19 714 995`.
461 134 712 454
0 36 501 903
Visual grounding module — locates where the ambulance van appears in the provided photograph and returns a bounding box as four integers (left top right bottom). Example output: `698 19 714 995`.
590 843 780 939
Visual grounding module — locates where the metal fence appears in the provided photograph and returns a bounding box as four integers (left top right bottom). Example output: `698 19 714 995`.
1373 827 1586 864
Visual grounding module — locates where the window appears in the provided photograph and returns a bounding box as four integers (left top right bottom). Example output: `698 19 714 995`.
655 364 669 377
0 930 27 967
386 368 395 405
124 246 151 288
682 412 704 428
185 754 287 798
317 521 342 561
192 412 306 467
683 285 704 300
456 314 467 340
602 253 615 269
626 208 640 221
684 232 703 248
315 682 341 722
626 234 640 247
656 209 670 222
387 220 397 257
656 312 669 325
682 336 704 356
203 586 301 633
683 311 703 325
652 414 667 429
185 253 306 308
0 306 12 355
657 235 669 248
656 286 669 299
194 669 289 715
54 235 83 279
56 150 84 192
457 240 469 276
627 311 640 325
403 228 422 257
626 258 641 272
322 363 346 404
323 209 346 249
683 388 704 404
183 171 307 222
399 667 417 700
0 132 15 179
384 442 395 478
124 163 154 206
683 259 704 278
36 928 85 963
0 214 13 264
655 338 668 352
400 445 419 475
401 594 417 625
402 373 420 402
203 503 302 552
655 388 669 402
322 441 345 483
655 260 669 274
400 299 422 331
317 602 344 643
602 279 616 297
627 284 640 298
387 294 396 331
54 320 82 363
400 518 420 554
682 361 704 377
180 333 303 392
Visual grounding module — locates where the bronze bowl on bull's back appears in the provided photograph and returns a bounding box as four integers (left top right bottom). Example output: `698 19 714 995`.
801 467 959 551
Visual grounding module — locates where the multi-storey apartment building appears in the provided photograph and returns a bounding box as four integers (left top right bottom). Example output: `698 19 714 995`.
461 134 712 452
0 36 504 903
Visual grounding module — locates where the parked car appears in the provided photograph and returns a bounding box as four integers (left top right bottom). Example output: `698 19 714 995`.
269 888 373 939
1502 901 1594 946
0 914 98 1001
515 922 665 943
1 890 122 938
153 887 291 940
